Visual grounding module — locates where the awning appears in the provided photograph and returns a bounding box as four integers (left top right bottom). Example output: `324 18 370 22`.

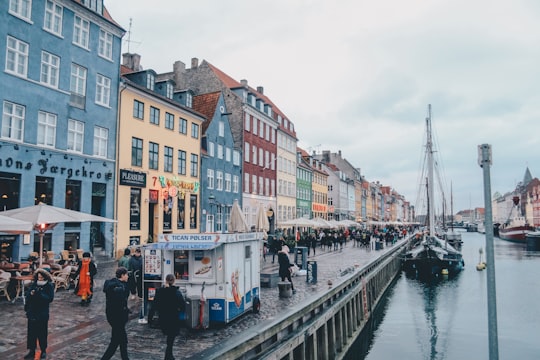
145 242 223 250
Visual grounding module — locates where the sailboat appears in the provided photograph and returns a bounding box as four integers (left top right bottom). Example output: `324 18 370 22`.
402 105 465 277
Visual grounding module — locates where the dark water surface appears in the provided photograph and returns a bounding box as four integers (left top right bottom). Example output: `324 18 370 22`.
350 231 540 360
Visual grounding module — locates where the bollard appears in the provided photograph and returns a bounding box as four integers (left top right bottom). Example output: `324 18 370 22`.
278 281 292 298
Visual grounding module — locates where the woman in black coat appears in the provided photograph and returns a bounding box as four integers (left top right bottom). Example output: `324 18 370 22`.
277 245 295 292
24 268 55 359
154 274 186 360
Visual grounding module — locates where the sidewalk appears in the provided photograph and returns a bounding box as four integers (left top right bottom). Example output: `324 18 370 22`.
0 241 401 359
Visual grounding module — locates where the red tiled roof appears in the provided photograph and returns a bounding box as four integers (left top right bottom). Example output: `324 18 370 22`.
120 65 134 75
192 92 220 134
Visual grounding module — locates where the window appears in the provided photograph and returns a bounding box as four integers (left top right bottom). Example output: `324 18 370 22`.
217 144 223 159
166 83 173 99
44 0 63 35
259 177 263 195
244 143 249 162
165 112 174 130
233 175 239 193
233 150 240 166
244 173 249 193
150 106 160 125
131 137 143 167
259 148 263 167
190 154 198 177
252 145 257 165
177 150 186 175
70 63 87 108
93 126 108 157
208 142 214 157
37 111 56 147
207 169 214 189
73 16 90 48
133 100 144 119
225 173 231 192
216 171 223 191
98 29 113 60
179 118 187 134
186 93 192 108
65 179 81 211
226 147 231 162
40 51 60 88
6 36 28 77
253 118 258 136
265 124 270 141
149 142 159 170
218 121 224 137
252 174 257 194
191 123 199 139
2 101 25 141
95 74 110 107
67 119 84 153
164 146 173 172
146 73 154 91
9 0 32 21
245 113 250 131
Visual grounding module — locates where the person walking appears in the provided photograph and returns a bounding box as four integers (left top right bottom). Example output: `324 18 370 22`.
74 252 97 306
278 244 295 293
24 268 54 359
101 267 131 360
118 248 131 269
153 274 186 360
128 248 143 299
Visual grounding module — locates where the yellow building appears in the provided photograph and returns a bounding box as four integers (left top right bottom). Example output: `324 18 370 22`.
115 60 205 257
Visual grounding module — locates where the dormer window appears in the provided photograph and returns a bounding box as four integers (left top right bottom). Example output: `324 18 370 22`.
186 92 192 108
166 83 173 99
146 73 154 91
81 0 103 15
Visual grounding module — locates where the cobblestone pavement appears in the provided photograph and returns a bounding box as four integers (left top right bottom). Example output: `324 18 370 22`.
0 240 403 360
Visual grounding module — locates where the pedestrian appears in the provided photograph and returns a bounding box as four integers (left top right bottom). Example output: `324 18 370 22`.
118 248 131 269
74 252 97 306
101 267 131 360
24 268 54 359
128 248 143 299
153 274 186 360
278 244 295 293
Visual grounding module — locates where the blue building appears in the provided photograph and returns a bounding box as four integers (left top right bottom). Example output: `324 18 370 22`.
193 91 242 233
0 0 124 261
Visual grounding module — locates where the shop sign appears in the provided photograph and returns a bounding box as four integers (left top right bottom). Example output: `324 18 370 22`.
120 169 146 187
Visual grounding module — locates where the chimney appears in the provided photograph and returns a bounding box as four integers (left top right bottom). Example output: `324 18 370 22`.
173 60 186 88
257 86 264 94
122 53 142 71
240 79 248 88
191 57 199 69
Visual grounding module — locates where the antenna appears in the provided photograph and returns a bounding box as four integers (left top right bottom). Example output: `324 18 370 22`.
124 18 141 53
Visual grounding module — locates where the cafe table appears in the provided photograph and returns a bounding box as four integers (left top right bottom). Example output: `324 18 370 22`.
11 274 33 304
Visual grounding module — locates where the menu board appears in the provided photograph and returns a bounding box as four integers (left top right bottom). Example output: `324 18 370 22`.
193 250 213 279
144 249 161 276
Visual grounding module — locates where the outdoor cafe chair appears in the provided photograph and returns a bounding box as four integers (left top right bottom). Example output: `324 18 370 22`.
0 271 11 301
52 266 72 291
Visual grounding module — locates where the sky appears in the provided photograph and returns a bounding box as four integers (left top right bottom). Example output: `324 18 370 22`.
105 0 540 214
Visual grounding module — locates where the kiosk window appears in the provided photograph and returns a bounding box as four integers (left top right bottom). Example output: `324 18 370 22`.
174 250 189 280
245 245 251 259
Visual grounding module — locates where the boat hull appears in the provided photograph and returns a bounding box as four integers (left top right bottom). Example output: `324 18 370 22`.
498 225 535 243
526 231 540 250
402 246 464 277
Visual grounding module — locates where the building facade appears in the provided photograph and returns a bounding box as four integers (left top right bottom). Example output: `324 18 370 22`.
0 0 123 260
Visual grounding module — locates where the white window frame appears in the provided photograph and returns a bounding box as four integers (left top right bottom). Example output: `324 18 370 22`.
225 173 231 192
233 150 240 166
244 142 249 162
5 36 28 77
166 83 173 99
95 74 111 107
2 101 25 141
216 171 223 191
70 63 87 96
245 113 250 131
252 174 257 194
218 120 224 137
73 15 90 49
217 144 223 159
253 118 258 136
207 169 215 189
67 119 84 153
233 175 239 193
44 0 63 36
98 29 113 60
244 173 249 193
9 0 32 21
37 111 57 147
258 148 263 167
252 145 257 165
146 73 154 91
225 147 231 162
208 141 215 157
40 51 60 88
93 126 108 157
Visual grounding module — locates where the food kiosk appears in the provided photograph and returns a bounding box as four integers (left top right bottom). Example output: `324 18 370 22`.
142 232 262 328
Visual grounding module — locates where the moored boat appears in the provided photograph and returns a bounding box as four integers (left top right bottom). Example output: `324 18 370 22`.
525 231 540 250
498 196 535 243
402 105 464 277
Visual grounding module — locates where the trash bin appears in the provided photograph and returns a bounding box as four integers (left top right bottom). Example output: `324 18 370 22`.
186 295 209 329
295 246 308 270
375 241 382 250
307 260 317 284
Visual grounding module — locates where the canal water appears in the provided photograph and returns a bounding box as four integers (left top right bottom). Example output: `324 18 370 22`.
347 231 540 359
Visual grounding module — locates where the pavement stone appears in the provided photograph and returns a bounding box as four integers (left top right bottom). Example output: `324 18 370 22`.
0 240 403 359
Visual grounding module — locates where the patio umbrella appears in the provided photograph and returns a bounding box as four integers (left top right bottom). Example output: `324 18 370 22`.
228 200 250 233
255 203 270 239
312 217 335 229
0 214 33 233
280 217 318 227
2 203 116 266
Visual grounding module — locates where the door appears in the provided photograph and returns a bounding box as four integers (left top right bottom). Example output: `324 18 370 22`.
244 245 252 308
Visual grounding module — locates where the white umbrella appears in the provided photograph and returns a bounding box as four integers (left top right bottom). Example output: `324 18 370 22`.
0 214 33 233
228 200 250 233
2 203 116 266
280 217 318 227
312 217 335 229
338 219 360 228
255 203 270 232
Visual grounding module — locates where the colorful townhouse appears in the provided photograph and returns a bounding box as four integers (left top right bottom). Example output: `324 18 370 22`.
0 0 123 260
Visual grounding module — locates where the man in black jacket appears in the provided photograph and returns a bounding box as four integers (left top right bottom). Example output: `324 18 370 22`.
101 267 131 360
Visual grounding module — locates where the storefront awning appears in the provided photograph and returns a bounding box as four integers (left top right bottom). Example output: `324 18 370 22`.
145 242 223 250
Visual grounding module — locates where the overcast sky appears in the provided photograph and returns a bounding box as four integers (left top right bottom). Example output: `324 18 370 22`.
105 0 540 214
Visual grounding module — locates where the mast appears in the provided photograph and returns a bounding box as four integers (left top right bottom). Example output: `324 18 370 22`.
426 104 436 237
